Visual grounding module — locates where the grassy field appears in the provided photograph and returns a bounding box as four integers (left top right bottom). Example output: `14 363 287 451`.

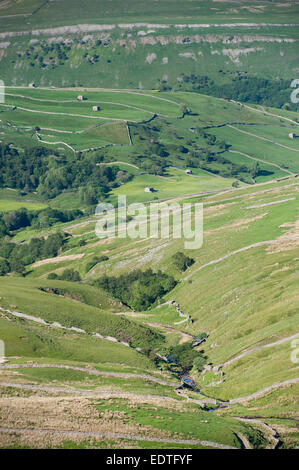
0 316 156 369
110 167 241 204
0 2 298 92
1 0 299 30
0 87 180 150
0 147 298 449
0 199 46 212
0 277 166 350
0 0 298 448
0 189 48 211
214 126 299 176
2 87 297 182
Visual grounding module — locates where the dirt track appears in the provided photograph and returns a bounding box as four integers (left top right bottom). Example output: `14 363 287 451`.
0 426 236 449
218 332 299 369
1 365 298 406
0 363 178 388
183 237 299 281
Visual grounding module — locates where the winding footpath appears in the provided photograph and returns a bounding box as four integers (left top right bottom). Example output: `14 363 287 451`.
183 240 276 281
247 197 296 209
0 366 297 448
227 124 299 154
0 363 177 388
228 149 295 175
0 426 236 449
1 103 124 121
0 306 143 355
228 378 299 405
0 364 298 407
183 237 299 281
230 101 299 128
218 333 299 369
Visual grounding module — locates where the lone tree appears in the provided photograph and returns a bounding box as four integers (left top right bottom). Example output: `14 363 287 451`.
172 252 194 272
180 104 191 116
251 162 260 178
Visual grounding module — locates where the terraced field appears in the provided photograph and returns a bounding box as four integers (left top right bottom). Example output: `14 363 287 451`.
1 87 298 182
0 87 182 151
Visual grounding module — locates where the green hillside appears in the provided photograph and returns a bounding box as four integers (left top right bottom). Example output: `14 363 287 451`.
1 174 298 448
0 0 298 451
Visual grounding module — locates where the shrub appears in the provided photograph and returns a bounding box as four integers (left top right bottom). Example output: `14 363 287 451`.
172 252 194 272
47 272 58 280
59 269 81 282
167 343 201 371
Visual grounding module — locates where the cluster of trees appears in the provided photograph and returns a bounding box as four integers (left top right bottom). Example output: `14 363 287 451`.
21 36 115 70
0 207 83 234
172 252 194 272
167 343 207 372
96 269 177 310
129 120 256 181
185 147 266 183
195 128 228 150
48 268 81 282
23 40 71 69
0 232 65 276
130 123 170 175
0 144 124 203
179 73 298 111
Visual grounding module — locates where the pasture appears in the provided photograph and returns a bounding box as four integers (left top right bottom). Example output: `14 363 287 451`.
0 87 180 151
110 167 240 204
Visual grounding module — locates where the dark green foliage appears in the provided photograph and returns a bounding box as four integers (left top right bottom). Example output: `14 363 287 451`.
2 208 30 231
31 208 84 229
98 255 109 262
179 74 298 111
172 252 194 272
0 231 66 272
58 269 81 282
95 269 177 310
129 122 169 175
0 220 9 238
192 355 207 372
22 40 71 70
0 258 10 276
168 343 206 371
47 272 58 280
0 207 84 235
0 144 121 203
9 258 25 275
42 232 65 258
